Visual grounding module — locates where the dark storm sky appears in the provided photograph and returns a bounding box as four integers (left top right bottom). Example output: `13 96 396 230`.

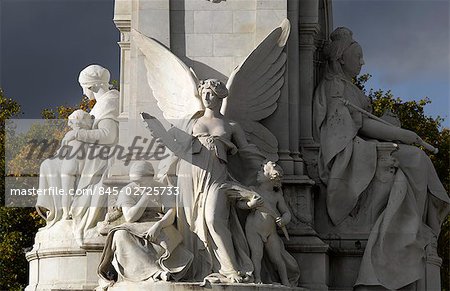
0 0 119 118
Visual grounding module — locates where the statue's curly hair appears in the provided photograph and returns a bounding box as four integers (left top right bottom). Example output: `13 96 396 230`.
198 79 228 99
262 161 283 191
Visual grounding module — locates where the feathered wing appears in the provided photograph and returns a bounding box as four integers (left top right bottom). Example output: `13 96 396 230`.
132 29 203 121
221 19 290 161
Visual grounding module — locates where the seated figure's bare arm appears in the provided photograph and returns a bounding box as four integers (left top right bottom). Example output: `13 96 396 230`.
359 117 419 145
155 208 176 228
76 119 118 145
144 208 176 242
121 191 150 223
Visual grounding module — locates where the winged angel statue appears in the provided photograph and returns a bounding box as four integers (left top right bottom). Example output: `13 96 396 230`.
134 19 291 283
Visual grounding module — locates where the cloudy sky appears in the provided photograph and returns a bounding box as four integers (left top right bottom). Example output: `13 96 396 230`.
0 0 119 117
1 0 449 127
333 0 449 127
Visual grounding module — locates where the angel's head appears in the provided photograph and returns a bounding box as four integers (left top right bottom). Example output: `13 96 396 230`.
198 79 228 109
257 161 283 191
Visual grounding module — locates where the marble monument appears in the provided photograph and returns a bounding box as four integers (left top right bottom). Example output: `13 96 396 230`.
25 1 448 291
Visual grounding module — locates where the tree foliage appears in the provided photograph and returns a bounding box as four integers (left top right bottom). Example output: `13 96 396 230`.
8 98 96 178
0 90 95 290
41 98 96 119
0 89 45 290
0 88 21 204
355 74 450 290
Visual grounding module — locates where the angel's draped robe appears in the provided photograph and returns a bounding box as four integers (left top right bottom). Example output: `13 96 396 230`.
157 113 265 281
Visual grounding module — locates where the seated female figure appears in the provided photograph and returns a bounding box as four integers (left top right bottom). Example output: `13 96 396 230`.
313 27 449 290
97 161 192 285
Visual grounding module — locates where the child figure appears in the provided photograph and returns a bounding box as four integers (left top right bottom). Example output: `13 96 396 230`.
60 109 93 219
237 161 300 286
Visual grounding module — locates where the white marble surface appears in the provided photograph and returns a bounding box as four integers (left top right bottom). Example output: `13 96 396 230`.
107 281 308 291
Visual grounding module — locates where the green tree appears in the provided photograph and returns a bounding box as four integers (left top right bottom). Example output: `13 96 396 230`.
0 89 45 290
0 90 95 290
355 74 450 290
0 88 21 205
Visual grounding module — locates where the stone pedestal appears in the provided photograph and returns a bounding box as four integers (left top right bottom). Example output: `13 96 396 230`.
25 220 104 291
286 236 329 291
282 175 330 290
107 281 308 291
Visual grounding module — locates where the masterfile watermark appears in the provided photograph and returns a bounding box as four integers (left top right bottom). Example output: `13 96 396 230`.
25 135 169 166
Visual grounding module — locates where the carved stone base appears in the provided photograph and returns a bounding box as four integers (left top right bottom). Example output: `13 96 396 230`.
327 242 443 291
106 281 308 291
25 220 104 291
286 236 329 291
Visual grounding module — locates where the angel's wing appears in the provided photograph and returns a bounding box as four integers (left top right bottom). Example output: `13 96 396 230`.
132 30 203 121
221 19 290 161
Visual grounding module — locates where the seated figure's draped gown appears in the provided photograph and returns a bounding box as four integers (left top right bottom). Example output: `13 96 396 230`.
314 75 450 289
37 89 119 242
97 183 193 284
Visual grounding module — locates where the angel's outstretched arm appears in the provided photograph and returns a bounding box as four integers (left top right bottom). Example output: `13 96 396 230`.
140 112 176 147
141 112 195 159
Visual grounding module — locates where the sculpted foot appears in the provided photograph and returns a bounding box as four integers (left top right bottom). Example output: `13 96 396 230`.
227 272 243 283
160 271 170 281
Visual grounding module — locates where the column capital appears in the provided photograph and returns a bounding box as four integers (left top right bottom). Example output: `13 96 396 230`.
299 23 320 45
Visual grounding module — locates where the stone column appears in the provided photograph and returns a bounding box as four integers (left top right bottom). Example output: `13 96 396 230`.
286 0 304 176
129 0 171 146
110 0 132 178
114 0 132 120
298 0 320 146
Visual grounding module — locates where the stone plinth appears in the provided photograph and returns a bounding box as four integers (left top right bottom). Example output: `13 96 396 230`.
25 220 104 291
107 281 308 291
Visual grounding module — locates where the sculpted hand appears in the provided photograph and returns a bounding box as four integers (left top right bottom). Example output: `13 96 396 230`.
276 216 289 227
62 130 78 145
398 129 420 145
247 195 264 209
144 223 161 242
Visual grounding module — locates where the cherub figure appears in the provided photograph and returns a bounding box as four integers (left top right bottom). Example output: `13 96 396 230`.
59 109 93 219
237 161 299 286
